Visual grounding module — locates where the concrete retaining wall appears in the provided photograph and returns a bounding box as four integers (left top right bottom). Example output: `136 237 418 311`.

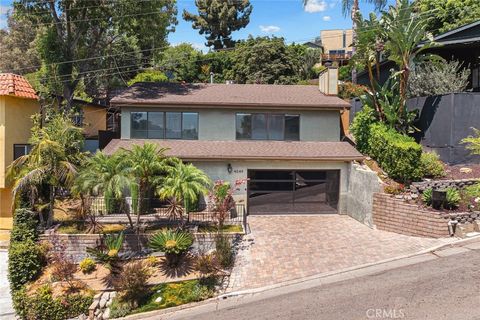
372 193 450 238
346 163 382 228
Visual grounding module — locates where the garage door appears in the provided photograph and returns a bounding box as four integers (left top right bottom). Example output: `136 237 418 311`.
248 170 340 215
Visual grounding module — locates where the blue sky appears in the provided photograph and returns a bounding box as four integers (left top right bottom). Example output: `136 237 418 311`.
0 0 396 50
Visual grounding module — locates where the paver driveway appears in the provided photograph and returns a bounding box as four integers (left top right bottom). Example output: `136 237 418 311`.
227 215 454 292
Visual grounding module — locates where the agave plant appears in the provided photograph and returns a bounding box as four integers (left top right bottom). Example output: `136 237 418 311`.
149 229 193 266
86 232 125 270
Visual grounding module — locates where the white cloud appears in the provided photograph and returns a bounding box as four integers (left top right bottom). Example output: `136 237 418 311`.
304 0 327 13
323 16 331 21
259 25 281 33
0 5 10 15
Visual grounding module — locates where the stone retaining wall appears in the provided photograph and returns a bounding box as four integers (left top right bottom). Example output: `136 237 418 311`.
39 232 241 263
372 193 450 238
411 179 479 192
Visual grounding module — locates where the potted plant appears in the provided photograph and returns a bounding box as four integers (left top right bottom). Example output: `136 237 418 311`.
149 229 193 266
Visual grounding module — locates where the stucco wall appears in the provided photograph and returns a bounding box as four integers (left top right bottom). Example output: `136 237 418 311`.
120 107 341 142
346 163 381 228
321 29 353 52
191 159 350 214
82 105 106 137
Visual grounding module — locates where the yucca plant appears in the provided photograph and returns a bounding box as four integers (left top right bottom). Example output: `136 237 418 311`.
149 229 193 266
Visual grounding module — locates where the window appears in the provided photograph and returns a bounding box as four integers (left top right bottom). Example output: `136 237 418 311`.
14 144 31 160
131 112 198 139
236 113 300 141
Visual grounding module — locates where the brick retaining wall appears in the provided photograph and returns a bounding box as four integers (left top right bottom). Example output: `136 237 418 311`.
372 193 450 238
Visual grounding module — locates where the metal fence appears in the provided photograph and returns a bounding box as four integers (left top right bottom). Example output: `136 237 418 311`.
86 197 247 230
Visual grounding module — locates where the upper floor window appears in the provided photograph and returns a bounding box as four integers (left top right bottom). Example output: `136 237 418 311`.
131 112 198 140
236 113 300 141
14 144 31 160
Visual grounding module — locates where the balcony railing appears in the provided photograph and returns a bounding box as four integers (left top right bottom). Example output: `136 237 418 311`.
322 53 352 61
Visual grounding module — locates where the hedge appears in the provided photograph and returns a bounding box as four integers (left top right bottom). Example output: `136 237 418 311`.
350 106 377 154
8 240 44 291
368 123 422 183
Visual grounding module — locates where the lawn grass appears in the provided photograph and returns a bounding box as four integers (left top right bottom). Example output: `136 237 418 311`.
56 221 126 234
197 224 243 233
131 279 216 314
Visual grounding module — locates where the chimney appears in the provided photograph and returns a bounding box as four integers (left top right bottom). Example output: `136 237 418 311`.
318 67 339 96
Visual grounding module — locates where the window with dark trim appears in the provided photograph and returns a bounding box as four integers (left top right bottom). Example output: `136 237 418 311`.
131 112 199 139
14 144 31 160
235 113 300 141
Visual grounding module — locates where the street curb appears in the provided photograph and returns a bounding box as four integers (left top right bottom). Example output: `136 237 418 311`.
220 234 480 298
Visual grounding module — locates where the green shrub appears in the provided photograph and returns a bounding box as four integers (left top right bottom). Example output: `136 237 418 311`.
445 187 461 209
149 229 193 255
79 258 96 274
422 188 433 205
10 208 38 243
8 240 44 291
215 234 233 269
368 123 422 183
194 253 219 277
109 298 133 318
420 152 445 178
12 284 93 320
350 106 377 154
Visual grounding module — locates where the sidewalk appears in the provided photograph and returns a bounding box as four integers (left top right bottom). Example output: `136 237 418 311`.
0 250 14 320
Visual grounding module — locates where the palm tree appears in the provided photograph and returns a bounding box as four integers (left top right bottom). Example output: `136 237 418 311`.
303 0 387 82
7 114 84 227
122 143 168 231
382 0 436 116
73 151 135 228
157 159 211 219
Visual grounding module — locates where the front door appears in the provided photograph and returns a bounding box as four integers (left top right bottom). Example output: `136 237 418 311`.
247 170 340 215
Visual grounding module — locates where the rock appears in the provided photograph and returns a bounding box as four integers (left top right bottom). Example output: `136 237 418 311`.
395 195 403 199
109 292 116 299
95 308 101 316
106 299 113 307
411 193 419 199
460 167 473 174
103 308 110 320
155 296 163 303
99 297 108 309
94 293 102 300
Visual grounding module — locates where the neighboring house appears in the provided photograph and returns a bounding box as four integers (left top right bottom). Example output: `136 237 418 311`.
357 20 480 91
105 81 363 215
0 74 39 229
319 29 353 65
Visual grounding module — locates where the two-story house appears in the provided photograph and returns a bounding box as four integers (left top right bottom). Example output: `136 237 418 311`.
0 74 39 229
104 82 363 215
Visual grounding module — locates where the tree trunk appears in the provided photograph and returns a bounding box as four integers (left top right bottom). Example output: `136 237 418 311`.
47 185 55 227
350 0 360 83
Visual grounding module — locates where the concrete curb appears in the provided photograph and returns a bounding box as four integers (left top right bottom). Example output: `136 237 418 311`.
220 235 480 298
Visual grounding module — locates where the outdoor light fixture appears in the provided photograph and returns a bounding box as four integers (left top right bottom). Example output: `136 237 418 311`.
227 163 233 174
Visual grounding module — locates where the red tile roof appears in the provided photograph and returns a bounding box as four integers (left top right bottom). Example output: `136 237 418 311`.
111 83 350 110
104 139 364 161
0 73 38 100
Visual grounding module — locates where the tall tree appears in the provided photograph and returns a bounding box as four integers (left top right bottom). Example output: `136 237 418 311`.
183 0 252 50
14 0 177 108
154 43 203 82
415 0 480 35
0 14 41 74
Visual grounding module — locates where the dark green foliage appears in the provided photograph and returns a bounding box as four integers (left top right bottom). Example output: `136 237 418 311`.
368 123 422 183
10 208 38 243
183 0 252 49
227 36 302 84
445 188 461 209
215 233 233 268
12 284 93 320
154 44 203 82
350 106 377 154
149 229 193 255
422 188 433 206
8 240 44 291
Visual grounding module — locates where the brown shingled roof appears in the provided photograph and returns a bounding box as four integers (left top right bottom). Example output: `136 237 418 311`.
104 139 363 161
0 73 38 100
110 83 350 110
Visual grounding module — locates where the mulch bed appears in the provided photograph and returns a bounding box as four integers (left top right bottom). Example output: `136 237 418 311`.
443 164 480 180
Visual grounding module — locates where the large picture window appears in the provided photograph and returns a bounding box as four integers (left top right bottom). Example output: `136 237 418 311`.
235 113 300 141
131 112 198 139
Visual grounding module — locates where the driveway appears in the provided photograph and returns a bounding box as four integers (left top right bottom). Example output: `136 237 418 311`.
227 215 454 292
0 250 14 320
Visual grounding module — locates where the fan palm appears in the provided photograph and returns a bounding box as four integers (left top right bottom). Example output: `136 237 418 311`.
122 143 168 230
157 159 211 218
7 114 84 227
73 151 134 227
